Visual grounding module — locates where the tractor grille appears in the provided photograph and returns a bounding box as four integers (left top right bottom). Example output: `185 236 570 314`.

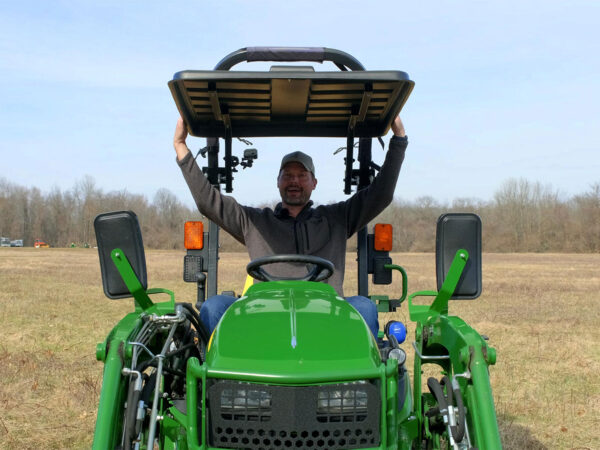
207 380 380 449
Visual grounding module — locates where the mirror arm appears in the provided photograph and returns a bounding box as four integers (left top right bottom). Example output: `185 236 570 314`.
111 248 154 310
429 249 469 315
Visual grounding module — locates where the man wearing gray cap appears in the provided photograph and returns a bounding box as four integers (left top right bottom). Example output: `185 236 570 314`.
174 116 407 337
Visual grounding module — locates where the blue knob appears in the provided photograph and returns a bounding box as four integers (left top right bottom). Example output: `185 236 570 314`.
388 321 407 344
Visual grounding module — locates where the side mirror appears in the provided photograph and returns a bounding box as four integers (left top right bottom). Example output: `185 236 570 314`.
94 211 147 299
436 213 482 299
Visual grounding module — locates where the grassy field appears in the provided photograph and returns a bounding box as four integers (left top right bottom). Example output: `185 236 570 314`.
0 248 598 449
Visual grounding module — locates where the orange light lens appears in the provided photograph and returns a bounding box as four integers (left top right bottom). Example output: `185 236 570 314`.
374 223 393 251
184 221 204 250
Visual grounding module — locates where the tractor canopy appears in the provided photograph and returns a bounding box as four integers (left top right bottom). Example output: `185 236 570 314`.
206 282 381 383
169 47 414 138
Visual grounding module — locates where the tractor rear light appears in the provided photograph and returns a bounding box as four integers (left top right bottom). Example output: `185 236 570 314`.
184 221 204 250
374 223 393 251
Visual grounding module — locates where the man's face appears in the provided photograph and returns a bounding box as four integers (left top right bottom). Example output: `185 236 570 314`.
277 162 318 207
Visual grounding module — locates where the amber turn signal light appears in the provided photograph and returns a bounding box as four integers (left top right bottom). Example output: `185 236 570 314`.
374 223 393 251
184 221 204 250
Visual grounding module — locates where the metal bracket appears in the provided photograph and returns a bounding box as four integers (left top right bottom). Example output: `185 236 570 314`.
412 341 450 361
224 127 233 192
357 83 373 122
344 133 355 194
208 83 223 121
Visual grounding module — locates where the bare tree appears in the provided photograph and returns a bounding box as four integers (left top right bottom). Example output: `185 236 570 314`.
572 183 600 252
1 175 598 252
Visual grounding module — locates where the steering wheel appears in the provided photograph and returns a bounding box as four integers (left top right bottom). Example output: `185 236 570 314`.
246 254 335 282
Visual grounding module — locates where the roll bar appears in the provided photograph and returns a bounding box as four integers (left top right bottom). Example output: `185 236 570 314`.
214 46 366 71
176 46 411 298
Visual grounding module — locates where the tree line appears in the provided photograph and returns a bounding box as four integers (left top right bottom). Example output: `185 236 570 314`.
1 176 598 252
0 176 201 250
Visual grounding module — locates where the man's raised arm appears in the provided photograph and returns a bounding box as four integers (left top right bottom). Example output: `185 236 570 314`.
173 117 248 244
342 115 409 236
174 117 191 161
391 115 406 138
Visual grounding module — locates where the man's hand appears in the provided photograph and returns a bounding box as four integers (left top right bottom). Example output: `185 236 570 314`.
391 116 406 138
174 117 190 161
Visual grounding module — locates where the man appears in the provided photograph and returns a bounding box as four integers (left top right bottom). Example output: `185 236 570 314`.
174 116 408 336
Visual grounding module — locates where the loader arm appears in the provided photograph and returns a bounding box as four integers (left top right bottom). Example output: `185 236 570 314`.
409 250 501 449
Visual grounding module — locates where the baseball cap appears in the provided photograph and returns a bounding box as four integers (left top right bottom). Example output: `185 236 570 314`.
279 151 315 176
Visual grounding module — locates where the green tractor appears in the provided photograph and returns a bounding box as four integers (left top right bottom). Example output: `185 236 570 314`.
92 47 500 449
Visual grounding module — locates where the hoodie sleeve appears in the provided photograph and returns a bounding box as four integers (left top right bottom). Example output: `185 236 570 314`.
177 152 248 244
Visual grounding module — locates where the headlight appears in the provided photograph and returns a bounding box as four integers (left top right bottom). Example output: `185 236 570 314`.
220 386 272 412
388 348 406 365
317 382 369 418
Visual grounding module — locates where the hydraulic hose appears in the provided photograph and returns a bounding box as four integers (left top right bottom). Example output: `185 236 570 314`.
122 370 143 450
136 359 186 378
429 376 466 444
427 377 448 416
122 306 205 449
134 373 156 439
165 342 197 359
179 303 209 363
179 302 210 344
122 320 154 449
147 319 179 448
426 376 448 433
443 376 466 443
440 376 460 443
441 376 453 405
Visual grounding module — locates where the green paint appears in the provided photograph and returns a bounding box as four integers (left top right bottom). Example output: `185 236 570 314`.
206 282 380 382
408 250 501 449
373 264 407 312
93 246 500 449
385 263 408 304
110 248 153 310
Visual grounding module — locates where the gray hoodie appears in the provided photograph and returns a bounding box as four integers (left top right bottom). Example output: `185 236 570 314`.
178 135 408 296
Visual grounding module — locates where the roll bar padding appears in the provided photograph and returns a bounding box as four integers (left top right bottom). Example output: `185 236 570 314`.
214 47 365 71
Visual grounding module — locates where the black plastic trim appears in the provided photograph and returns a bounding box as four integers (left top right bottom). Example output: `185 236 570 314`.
94 210 147 299
435 213 482 300
214 47 365 71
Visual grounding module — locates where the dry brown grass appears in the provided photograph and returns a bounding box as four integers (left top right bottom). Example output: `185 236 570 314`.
0 248 598 449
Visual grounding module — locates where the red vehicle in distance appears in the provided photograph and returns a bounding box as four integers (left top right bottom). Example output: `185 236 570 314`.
34 239 50 248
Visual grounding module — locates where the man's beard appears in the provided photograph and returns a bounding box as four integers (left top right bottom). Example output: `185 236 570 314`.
282 188 310 206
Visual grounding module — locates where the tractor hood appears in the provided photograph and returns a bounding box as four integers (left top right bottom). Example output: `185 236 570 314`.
205 282 382 383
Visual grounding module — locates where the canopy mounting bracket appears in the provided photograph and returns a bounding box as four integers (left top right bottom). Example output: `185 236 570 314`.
357 83 373 122
208 82 223 122
344 131 355 195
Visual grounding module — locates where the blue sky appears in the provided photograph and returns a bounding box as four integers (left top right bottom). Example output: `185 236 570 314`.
1 0 598 208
